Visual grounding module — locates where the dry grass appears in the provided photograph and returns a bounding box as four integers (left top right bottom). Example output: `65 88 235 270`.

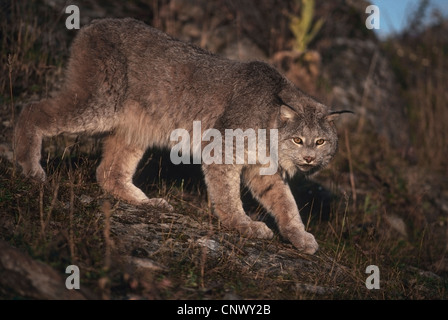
0 0 68 98
383 20 448 172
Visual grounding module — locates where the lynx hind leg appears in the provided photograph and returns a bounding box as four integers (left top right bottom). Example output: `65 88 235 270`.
202 164 274 239
14 99 62 181
96 134 172 211
243 168 318 254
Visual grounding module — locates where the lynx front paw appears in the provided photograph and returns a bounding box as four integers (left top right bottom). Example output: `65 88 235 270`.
143 197 174 211
235 220 274 240
288 231 318 254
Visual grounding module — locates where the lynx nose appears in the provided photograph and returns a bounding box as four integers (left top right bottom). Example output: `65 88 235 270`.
304 156 315 164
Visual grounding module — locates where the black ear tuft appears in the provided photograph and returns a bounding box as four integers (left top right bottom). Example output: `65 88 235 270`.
326 110 354 121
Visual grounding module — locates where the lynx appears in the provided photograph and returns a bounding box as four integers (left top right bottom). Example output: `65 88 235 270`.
15 18 351 254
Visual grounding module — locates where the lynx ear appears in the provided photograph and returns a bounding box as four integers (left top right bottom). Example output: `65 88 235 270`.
326 110 354 121
279 104 299 122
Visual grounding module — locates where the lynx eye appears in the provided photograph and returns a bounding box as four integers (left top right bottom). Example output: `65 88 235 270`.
316 139 325 145
292 137 303 145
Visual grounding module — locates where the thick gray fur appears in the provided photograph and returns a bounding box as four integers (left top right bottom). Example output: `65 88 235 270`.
15 18 349 254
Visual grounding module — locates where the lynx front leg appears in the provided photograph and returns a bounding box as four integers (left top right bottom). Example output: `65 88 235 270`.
243 168 318 254
96 134 172 210
203 164 273 239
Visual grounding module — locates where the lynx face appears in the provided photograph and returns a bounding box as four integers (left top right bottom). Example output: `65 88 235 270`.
277 105 339 177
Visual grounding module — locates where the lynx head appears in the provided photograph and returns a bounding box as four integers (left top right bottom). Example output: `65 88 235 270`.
276 99 352 177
